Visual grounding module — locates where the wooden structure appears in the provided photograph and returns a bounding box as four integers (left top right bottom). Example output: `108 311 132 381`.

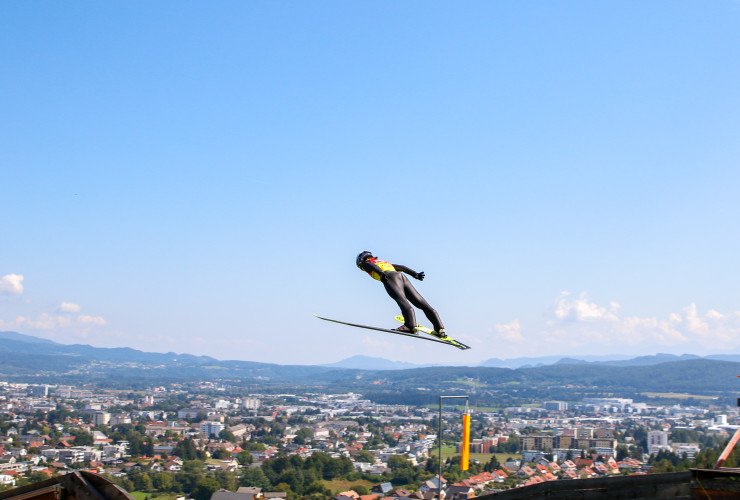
478 468 740 499
0 472 133 500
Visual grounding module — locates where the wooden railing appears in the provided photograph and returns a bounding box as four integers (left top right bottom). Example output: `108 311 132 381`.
476 471 692 500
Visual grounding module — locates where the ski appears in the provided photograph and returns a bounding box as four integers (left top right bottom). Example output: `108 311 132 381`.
313 314 462 348
394 316 471 350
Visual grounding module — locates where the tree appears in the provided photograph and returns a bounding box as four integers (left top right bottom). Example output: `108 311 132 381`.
215 470 237 491
139 474 153 492
276 470 301 494
192 478 221 500
119 478 135 492
26 471 51 484
355 450 375 463
183 460 206 474
484 454 500 472
503 434 519 453
173 438 199 460
242 441 266 452
219 430 236 443
236 451 253 466
273 483 294 500
128 433 145 456
70 430 93 446
304 481 331 497
240 467 271 490
144 436 155 457
153 472 174 491
352 485 370 495
294 428 313 445
387 455 411 470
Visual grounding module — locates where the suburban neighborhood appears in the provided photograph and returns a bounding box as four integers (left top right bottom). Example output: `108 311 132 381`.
0 380 737 499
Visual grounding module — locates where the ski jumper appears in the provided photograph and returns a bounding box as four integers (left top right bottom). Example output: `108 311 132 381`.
360 258 444 332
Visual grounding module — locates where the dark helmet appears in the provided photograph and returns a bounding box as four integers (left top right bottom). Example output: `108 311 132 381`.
356 251 373 268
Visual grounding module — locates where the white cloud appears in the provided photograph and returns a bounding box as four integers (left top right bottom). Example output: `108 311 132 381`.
551 291 620 323
5 303 108 339
77 315 107 326
541 292 740 352
59 302 81 313
17 313 72 330
0 274 24 295
493 320 523 342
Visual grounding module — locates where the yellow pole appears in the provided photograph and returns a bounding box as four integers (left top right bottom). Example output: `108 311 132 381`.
461 412 470 471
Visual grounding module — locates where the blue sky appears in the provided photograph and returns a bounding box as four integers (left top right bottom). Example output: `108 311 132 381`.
2 1 739 365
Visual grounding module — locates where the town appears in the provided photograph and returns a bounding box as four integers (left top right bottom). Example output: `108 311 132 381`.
0 380 737 500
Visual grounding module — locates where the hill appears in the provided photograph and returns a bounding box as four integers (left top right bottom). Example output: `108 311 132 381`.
0 331 738 405
322 355 431 370
0 331 58 344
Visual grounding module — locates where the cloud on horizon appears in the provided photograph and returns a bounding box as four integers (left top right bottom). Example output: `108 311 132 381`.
1 301 108 342
495 291 740 354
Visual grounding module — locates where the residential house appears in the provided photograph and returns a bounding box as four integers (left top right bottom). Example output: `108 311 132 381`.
560 460 577 471
236 487 261 497
371 482 393 495
592 462 608 476
358 495 380 500
211 489 257 500
561 469 578 479
407 492 436 500
516 466 536 478
503 458 520 471
492 470 508 483
580 467 598 479
334 491 359 500
522 475 545 487
419 476 447 496
444 485 475 500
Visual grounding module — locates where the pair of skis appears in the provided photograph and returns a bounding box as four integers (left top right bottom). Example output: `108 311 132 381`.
314 314 470 350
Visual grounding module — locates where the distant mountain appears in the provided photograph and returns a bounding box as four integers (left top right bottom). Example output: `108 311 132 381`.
706 354 740 363
323 355 431 370
1 330 740 400
478 354 634 368
478 356 566 368
555 357 589 365
0 331 58 344
477 353 709 369
599 353 701 367
0 335 217 364
0 330 354 384
361 358 740 398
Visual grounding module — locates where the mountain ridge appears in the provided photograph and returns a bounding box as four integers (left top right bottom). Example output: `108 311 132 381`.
1 330 739 399
1 330 734 370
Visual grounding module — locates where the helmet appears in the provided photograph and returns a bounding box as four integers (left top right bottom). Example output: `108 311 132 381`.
356 251 373 268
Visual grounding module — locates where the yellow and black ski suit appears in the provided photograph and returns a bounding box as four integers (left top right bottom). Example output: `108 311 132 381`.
360 257 444 332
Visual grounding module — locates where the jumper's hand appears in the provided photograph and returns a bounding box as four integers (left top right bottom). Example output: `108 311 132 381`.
416 271 425 281
380 273 389 283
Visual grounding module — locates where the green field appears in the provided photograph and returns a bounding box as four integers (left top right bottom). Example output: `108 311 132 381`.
439 445 519 465
321 478 374 494
424 404 503 412
130 493 179 500
642 392 718 400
